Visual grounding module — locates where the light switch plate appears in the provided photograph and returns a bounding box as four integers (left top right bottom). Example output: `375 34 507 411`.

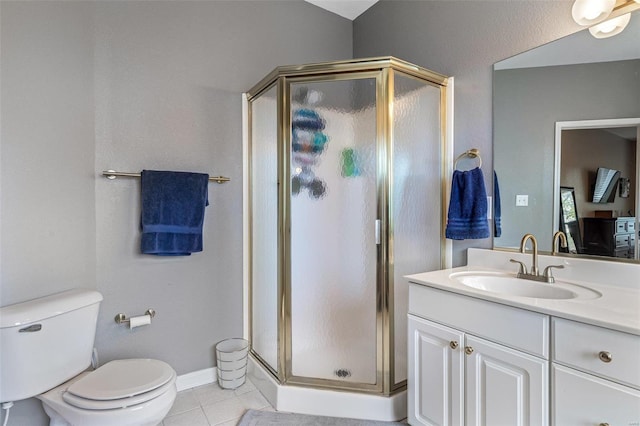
516 194 528 207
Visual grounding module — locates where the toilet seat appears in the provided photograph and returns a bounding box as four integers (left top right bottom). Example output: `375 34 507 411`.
62 359 176 410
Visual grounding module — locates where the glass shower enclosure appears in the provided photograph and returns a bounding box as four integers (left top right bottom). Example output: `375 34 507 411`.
247 57 449 395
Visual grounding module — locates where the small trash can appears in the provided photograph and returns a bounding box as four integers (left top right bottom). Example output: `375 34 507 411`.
216 338 249 389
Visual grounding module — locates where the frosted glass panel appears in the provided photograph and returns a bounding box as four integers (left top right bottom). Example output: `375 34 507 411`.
250 86 279 372
392 75 442 384
290 79 378 384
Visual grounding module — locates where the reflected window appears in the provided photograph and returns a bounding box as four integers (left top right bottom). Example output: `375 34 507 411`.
560 187 582 253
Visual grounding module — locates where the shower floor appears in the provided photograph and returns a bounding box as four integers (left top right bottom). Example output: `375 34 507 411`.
291 340 376 384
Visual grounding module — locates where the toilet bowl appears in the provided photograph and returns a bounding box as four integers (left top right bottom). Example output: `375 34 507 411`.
38 359 177 426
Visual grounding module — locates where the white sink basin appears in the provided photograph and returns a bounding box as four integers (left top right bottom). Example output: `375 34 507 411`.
449 271 601 300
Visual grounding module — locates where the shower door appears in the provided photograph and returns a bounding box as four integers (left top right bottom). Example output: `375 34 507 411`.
287 76 380 389
247 57 449 396
250 85 279 375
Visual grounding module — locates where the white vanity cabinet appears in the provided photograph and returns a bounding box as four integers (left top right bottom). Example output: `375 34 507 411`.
408 279 640 426
465 335 547 426
408 284 549 426
408 316 464 426
551 318 640 426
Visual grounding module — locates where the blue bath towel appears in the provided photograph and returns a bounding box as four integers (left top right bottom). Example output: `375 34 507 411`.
140 170 209 256
494 171 502 238
445 167 490 240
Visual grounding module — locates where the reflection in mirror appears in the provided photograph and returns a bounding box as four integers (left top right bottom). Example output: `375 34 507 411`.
559 187 582 254
592 167 621 203
493 10 640 261
553 118 639 260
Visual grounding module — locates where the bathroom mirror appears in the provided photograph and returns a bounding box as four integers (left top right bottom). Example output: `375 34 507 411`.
493 9 640 261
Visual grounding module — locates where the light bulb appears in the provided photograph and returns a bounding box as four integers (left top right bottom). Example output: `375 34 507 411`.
589 13 632 38
572 0 616 26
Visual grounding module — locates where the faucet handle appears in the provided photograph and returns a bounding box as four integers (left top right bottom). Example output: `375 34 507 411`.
510 259 528 275
543 264 564 282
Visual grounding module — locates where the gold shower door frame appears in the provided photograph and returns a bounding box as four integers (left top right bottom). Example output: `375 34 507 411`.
246 57 449 395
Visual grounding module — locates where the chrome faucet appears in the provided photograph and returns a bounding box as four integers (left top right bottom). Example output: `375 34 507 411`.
552 231 567 255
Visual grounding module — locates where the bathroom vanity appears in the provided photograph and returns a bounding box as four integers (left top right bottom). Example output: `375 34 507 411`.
406 248 640 426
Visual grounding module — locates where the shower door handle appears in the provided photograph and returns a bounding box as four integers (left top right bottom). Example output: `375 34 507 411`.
375 220 381 245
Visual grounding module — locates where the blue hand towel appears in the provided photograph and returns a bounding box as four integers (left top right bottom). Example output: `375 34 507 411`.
445 167 490 240
494 171 502 238
140 170 209 256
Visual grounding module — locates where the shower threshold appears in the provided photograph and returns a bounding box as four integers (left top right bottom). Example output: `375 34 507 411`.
247 355 407 422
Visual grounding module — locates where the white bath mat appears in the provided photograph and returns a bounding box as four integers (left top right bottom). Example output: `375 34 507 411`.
237 409 406 425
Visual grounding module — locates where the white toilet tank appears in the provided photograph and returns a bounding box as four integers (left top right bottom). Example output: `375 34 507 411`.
0 289 103 403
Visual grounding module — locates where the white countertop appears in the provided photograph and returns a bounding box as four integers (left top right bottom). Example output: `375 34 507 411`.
406 256 640 336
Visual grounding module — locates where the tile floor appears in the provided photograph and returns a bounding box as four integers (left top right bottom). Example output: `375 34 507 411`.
161 378 273 426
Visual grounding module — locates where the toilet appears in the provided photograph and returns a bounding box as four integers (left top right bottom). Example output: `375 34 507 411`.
0 289 177 426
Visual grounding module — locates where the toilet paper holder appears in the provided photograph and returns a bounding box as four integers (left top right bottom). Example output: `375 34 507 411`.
114 309 156 325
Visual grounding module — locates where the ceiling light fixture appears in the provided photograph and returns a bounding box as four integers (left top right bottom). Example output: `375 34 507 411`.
572 0 615 25
571 0 638 38
588 12 631 37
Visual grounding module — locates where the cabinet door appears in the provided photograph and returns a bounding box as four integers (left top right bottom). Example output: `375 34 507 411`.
465 335 548 426
553 364 640 426
408 315 464 426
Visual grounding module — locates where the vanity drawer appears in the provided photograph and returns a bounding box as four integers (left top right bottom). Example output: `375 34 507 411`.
552 364 640 426
552 318 640 389
409 284 548 358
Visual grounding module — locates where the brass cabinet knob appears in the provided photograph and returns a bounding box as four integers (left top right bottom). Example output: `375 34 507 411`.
464 346 474 355
598 351 613 363
449 341 459 350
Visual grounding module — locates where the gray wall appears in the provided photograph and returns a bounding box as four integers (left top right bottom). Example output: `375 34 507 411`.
1 1 350 423
1 1 97 307
493 60 640 250
354 0 583 265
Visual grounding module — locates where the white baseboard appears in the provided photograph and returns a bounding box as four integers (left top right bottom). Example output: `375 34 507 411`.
176 367 217 392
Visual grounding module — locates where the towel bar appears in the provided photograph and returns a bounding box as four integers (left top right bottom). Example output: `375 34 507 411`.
102 170 230 184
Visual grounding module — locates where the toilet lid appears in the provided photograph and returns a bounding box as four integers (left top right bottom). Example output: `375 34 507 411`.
66 359 175 401
62 375 175 410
